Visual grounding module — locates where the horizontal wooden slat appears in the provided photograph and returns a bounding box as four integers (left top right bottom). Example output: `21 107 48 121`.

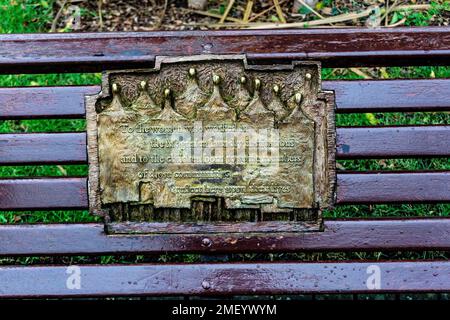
337 126 450 159
1 28 450 73
0 261 449 297
337 172 450 204
0 219 449 255
0 178 87 210
107 221 320 234
1 79 449 120
2 126 449 165
0 86 98 120
325 79 450 113
1 172 449 210
0 133 87 165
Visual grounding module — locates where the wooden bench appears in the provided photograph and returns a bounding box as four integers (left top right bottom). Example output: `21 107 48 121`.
0 27 449 298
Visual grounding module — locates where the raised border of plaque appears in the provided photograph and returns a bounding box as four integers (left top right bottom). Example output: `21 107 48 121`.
85 55 336 234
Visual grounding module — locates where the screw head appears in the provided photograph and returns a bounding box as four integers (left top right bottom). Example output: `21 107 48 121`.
305 73 312 80
202 281 211 290
202 238 212 247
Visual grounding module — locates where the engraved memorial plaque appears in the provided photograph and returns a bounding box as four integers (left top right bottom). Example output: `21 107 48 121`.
86 55 336 234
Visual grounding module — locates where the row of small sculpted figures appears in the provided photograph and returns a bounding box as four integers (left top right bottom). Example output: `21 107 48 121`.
104 68 312 124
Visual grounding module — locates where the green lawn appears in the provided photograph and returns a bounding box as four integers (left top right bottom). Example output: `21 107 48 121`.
0 0 449 276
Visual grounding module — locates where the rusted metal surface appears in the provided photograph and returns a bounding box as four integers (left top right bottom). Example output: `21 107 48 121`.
0 261 449 297
87 56 335 230
0 28 449 74
0 219 450 255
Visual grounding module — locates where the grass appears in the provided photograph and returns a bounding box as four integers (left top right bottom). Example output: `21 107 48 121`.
0 0 449 277
0 0 52 33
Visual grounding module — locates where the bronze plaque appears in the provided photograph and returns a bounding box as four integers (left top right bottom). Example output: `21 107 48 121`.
86 55 335 234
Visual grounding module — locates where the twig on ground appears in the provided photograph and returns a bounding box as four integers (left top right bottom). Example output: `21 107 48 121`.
380 0 398 24
383 3 432 26
50 0 68 32
385 0 389 26
154 0 168 29
295 0 326 20
387 17 406 27
350 68 372 79
57 165 67 176
219 0 236 24
189 9 242 23
97 0 103 31
394 4 432 11
248 7 374 29
248 0 289 22
243 1 253 23
273 0 286 23
183 22 358 28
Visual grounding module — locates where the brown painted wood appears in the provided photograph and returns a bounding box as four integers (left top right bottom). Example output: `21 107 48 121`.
0 219 449 255
3 126 449 165
1 172 448 210
0 261 449 297
0 178 88 210
107 221 320 234
0 28 449 73
337 171 450 204
2 80 449 120
325 79 450 113
0 132 87 165
0 86 99 120
337 126 450 159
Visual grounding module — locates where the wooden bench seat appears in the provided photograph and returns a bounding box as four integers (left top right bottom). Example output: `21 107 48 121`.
0 28 449 297
1 261 450 297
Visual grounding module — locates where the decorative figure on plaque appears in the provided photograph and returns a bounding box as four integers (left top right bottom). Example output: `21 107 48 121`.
268 85 290 123
86 55 336 235
107 83 126 114
239 78 274 127
232 75 252 113
132 80 160 117
176 68 207 119
153 89 186 121
197 74 236 122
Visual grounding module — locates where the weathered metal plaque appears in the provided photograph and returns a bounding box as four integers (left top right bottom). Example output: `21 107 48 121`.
86 55 335 234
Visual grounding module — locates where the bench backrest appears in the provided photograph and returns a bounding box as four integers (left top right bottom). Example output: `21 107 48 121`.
0 28 449 297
